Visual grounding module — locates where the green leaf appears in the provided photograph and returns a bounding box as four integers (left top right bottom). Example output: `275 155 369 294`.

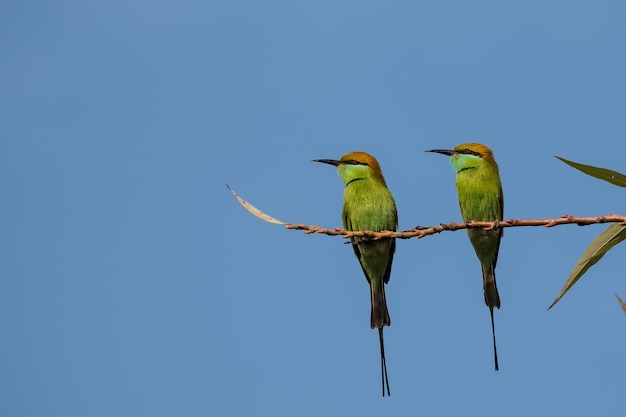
555 156 626 187
616 294 626 315
549 223 626 309
226 183 286 225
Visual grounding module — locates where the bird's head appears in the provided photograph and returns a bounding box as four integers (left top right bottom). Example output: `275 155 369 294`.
426 143 497 174
313 151 387 186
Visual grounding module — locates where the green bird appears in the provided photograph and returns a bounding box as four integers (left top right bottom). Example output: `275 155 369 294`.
426 143 503 371
314 152 398 397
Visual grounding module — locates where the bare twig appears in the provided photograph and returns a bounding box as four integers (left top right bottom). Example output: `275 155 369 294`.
225 184 625 239
285 215 626 240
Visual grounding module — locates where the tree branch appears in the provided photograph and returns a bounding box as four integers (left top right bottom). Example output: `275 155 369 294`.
285 214 626 240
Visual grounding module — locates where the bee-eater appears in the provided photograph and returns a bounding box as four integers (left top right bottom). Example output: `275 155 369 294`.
314 152 398 397
426 143 503 371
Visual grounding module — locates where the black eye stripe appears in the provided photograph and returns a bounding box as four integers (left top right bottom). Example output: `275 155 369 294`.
462 149 481 156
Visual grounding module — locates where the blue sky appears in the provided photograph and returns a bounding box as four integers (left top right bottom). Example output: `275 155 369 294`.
2 1 625 416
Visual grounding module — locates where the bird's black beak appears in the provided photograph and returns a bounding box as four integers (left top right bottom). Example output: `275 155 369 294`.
425 149 456 156
313 159 342 166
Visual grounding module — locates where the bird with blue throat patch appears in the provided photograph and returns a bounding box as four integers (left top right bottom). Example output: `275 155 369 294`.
314 151 398 397
426 143 503 371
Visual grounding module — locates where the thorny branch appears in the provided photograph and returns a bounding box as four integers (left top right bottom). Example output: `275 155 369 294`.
285 215 626 240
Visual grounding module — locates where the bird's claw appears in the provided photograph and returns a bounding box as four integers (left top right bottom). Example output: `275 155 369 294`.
485 219 500 231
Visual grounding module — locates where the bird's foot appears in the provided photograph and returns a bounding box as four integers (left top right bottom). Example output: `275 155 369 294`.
485 219 500 231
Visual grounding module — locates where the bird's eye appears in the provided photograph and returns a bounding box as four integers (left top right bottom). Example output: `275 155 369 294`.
462 149 480 156
349 160 359 165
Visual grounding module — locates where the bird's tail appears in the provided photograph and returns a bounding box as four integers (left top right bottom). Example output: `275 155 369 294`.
483 267 500 371
371 284 391 396
378 328 390 397
482 267 501 309
370 284 391 329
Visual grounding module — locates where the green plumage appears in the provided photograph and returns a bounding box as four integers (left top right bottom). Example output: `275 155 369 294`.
315 151 397 397
428 143 503 371
341 169 398 329
452 146 503 310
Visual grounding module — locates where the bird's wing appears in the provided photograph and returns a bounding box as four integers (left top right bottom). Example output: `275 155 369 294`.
382 238 395 284
343 208 396 285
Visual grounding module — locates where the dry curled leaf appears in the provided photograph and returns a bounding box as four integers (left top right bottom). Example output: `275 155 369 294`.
226 183 286 225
